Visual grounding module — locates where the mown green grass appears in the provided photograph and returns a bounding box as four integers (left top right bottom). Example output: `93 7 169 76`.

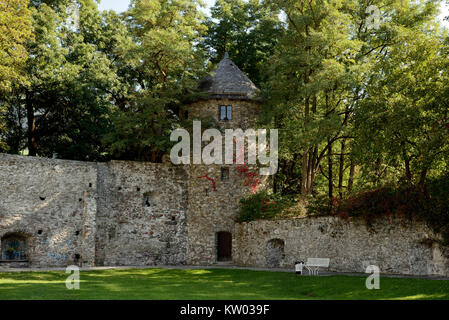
0 268 448 300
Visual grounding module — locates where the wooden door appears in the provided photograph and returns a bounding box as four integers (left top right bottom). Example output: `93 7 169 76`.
217 232 232 262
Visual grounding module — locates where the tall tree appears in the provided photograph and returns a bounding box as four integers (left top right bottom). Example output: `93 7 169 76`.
0 0 33 92
353 21 449 190
263 0 445 199
263 0 363 197
104 0 207 162
0 0 33 150
202 0 282 87
1 0 129 160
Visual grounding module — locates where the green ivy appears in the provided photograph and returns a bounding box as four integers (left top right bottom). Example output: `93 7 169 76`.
237 191 296 223
308 175 449 245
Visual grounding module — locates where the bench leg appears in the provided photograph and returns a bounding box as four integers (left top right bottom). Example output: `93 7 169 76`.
307 267 316 276
306 267 324 276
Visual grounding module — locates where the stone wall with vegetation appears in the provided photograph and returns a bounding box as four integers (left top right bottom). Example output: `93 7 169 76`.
3 153 446 276
187 163 264 265
234 216 449 276
186 98 268 265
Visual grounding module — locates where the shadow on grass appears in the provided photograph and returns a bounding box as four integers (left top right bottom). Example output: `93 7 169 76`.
0 268 448 300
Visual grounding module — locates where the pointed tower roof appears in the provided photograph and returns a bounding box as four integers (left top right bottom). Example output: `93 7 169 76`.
199 53 259 100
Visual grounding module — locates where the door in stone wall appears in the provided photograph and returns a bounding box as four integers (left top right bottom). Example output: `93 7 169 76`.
266 239 285 268
217 232 232 262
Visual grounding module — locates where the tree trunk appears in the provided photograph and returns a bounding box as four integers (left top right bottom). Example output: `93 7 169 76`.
273 172 277 194
327 138 333 204
310 145 318 194
338 139 346 198
26 92 37 156
301 94 311 196
404 154 412 182
418 168 427 191
301 150 310 195
374 157 382 185
348 160 355 194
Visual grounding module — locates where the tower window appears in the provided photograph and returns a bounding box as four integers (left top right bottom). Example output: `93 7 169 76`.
221 167 229 181
219 106 232 121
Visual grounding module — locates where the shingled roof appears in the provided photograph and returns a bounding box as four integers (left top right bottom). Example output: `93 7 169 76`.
198 53 259 100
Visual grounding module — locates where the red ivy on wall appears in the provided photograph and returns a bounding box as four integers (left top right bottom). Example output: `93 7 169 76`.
197 174 216 192
195 138 263 194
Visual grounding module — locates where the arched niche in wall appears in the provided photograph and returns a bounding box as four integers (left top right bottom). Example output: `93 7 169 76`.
266 238 285 268
1 232 30 261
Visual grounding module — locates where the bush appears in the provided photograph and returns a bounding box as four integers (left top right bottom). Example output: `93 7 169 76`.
308 179 449 244
237 191 296 223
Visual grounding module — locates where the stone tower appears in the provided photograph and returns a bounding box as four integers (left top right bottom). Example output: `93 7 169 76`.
186 54 264 265
188 52 260 129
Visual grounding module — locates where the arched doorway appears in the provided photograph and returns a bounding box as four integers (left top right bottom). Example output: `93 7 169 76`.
216 232 232 262
1 233 29 261
266 239 285 268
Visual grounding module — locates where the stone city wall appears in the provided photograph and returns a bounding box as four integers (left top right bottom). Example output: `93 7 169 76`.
234 216 449 276
186 161 271 266
2 153 449 277
96 160 189 266
187 164 250 265
0 153 97 267
0 154 189 268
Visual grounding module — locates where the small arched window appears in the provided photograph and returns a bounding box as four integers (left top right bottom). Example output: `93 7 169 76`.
1 233 28 261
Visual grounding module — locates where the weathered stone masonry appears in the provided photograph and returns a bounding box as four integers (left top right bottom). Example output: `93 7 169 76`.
95 161 189 266
0 154 97 267
1 153 449 276
234 217 449 276
186 163 265 265
0 153 189 267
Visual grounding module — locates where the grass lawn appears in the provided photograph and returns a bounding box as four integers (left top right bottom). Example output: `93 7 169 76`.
0 268 448 300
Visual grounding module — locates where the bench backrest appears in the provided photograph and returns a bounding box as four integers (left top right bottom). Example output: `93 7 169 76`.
306 258 330 267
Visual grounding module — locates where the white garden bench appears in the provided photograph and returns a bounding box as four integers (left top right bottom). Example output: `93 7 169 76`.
305 258 330 275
